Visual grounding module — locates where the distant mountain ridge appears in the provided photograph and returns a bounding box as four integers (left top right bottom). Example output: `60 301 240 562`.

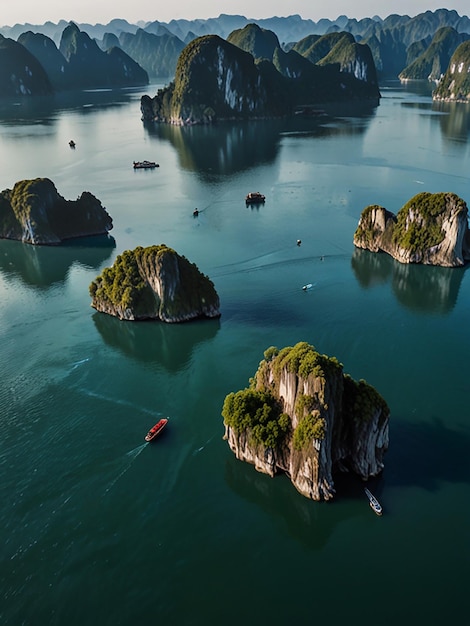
0 22 148 96
2 10 469 47
2 10 470 98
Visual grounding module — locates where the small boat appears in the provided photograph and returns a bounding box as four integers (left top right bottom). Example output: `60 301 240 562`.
302 283 313 291
69 140 76 148
145 418 168 442
364 487 382 516
245 191 265 205
133 160 159 169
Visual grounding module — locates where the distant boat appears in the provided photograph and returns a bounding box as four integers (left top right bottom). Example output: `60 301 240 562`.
133 160 159 169
364 487 382 516
69 140 76 148
145 418 168 442
302 283 313 291
245 191 265 205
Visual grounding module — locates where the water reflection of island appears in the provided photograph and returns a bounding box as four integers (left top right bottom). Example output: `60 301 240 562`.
0 88 142 127
351 248 466 314
93 312 220 374
143 100 377 177
0 236 115 289
432 100 470 145
225 456 348 550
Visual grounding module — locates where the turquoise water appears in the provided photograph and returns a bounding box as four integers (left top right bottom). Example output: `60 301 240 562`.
0 82 469 625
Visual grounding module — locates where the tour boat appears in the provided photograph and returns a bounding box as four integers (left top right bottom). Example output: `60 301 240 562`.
364 487 383 516
245 191 265 205
145 418 168 442
133 160 159 169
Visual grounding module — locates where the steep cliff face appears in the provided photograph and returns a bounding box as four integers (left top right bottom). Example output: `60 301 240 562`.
141 35 279 124
433 40 470 101
0 34 53 96
90 244 221 322
0 178 112 245
18 31 71 90
222 342 389 501
353 192 470 267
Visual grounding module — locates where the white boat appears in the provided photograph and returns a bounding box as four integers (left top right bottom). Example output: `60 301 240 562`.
302 283 313 291
133 160 159 169
364 487 382 515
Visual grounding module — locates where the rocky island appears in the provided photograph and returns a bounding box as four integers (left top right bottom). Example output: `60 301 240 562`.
89 244 221 322
222 342 389 501
353 192 470 267
141 26 380 125
0 178 113 244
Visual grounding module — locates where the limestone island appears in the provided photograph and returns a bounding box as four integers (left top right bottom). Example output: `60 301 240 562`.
89 244 221 322
222 342 389 501
0 178 113 245
353 192 470 267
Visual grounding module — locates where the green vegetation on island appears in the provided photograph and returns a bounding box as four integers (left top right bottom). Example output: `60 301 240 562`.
433 40 470 101
223 341 387 453
222 389 290 449
141 26 380 124
0 178 112 244
392 192 449 253
89 244 221 322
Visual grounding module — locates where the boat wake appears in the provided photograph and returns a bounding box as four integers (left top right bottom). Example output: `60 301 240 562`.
103 443 147 494
70 357 90 370
75 386 158 415
192 437 213 456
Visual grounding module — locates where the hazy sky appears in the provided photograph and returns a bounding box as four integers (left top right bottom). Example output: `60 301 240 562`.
0 1 468 27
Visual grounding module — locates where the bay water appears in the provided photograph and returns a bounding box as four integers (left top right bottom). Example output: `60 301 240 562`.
0 81 469 625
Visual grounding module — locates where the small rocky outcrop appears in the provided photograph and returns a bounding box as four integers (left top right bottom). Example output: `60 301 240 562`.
0 178 113 245
353 192 470 267
89 244 221 322
222 342 389 501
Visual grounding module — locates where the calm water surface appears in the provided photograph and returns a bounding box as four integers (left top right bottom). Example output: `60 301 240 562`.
0 82 469 625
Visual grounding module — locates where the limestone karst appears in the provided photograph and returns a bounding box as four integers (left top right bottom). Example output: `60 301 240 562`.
222 342 389 501
353 192 470 267
89 244 220 322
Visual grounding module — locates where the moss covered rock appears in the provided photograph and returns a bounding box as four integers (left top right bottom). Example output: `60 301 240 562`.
222 342 389 501
0 178 112 245
90 244 221 322
354 192 470 267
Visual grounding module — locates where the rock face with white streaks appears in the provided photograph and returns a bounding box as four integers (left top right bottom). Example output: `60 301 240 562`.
0 178 112 244
353 192 470 267
140 29 380 125
90 244 220 322
222 342 389 501
433 40 470 101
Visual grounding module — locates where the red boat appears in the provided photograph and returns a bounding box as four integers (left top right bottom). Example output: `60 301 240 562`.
145 418 168 442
